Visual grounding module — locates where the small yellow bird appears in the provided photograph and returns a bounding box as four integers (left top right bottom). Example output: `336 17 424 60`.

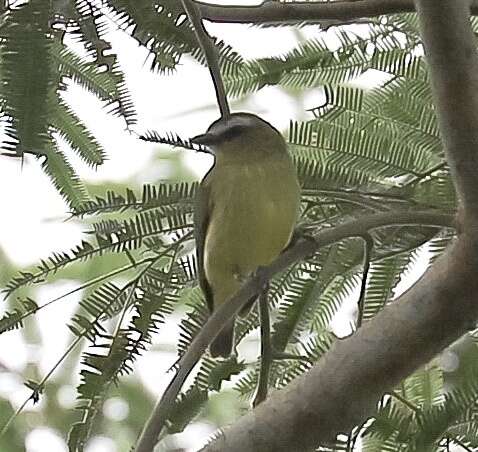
192 113 300 357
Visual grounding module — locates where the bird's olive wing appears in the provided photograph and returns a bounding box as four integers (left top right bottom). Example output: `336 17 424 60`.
194 169 214 313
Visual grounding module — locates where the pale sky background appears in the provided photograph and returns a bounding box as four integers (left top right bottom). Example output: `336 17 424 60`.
0 2 434 451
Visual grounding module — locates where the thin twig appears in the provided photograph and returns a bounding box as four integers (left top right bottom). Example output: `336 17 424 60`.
448 436 474 452
2 232 193 332
181 0 230 118
390 390 421 414
253 286 272 407
356 234 373 328
0 396 30 439
1 259 151 332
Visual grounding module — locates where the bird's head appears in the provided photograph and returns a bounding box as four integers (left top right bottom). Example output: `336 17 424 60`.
191 112 286 155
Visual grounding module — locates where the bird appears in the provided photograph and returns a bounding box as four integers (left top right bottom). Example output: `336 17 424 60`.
192 112 301 358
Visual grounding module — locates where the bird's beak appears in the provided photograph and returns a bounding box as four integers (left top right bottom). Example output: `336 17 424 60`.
191 132 219 147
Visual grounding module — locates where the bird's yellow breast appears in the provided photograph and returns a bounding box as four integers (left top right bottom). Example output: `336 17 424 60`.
204 154 300 303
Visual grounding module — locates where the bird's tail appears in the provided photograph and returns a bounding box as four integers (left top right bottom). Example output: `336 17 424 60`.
210 321 234 358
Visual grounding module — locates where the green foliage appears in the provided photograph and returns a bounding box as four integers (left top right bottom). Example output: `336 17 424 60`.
68 331 130 451
362 360 478 451
167 355 245 433
223 24 422 98
75 182 197 217
0 297 38 333
362 253 413 320
41 138 89 209
0 0 139 208
49 97 106 168
0 0 53 156
104 0 242 72
140 130 206 152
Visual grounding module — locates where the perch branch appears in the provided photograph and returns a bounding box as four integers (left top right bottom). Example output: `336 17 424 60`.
201 234 476 452
134 211 452 452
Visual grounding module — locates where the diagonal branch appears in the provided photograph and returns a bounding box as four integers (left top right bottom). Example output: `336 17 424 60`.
201 236 477 452
133 210 452 452
196 0 478 25
253 286 273 408
197 1 478 451
181 0 230 118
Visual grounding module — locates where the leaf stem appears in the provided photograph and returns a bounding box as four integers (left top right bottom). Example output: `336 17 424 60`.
356 234 373 328
1 258 152 333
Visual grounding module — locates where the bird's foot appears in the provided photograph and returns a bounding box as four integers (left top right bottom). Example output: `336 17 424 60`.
286 226 317 251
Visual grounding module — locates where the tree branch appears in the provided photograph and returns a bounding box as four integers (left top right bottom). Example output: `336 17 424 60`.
196 0 478 25
253 286 273 408
181 0 230 118
134 210 452 452
197 1 478 450
415 0 478 225
200 231 478 452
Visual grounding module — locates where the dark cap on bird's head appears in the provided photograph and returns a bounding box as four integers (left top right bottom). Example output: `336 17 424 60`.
191 112 284 151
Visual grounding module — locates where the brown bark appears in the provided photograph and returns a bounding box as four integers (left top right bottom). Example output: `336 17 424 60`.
197 0 478 25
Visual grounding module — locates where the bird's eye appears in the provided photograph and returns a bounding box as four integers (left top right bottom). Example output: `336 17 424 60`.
222 125 244 141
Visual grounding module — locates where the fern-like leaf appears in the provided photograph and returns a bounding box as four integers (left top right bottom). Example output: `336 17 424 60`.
41 138 89 209
0 0 54 155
